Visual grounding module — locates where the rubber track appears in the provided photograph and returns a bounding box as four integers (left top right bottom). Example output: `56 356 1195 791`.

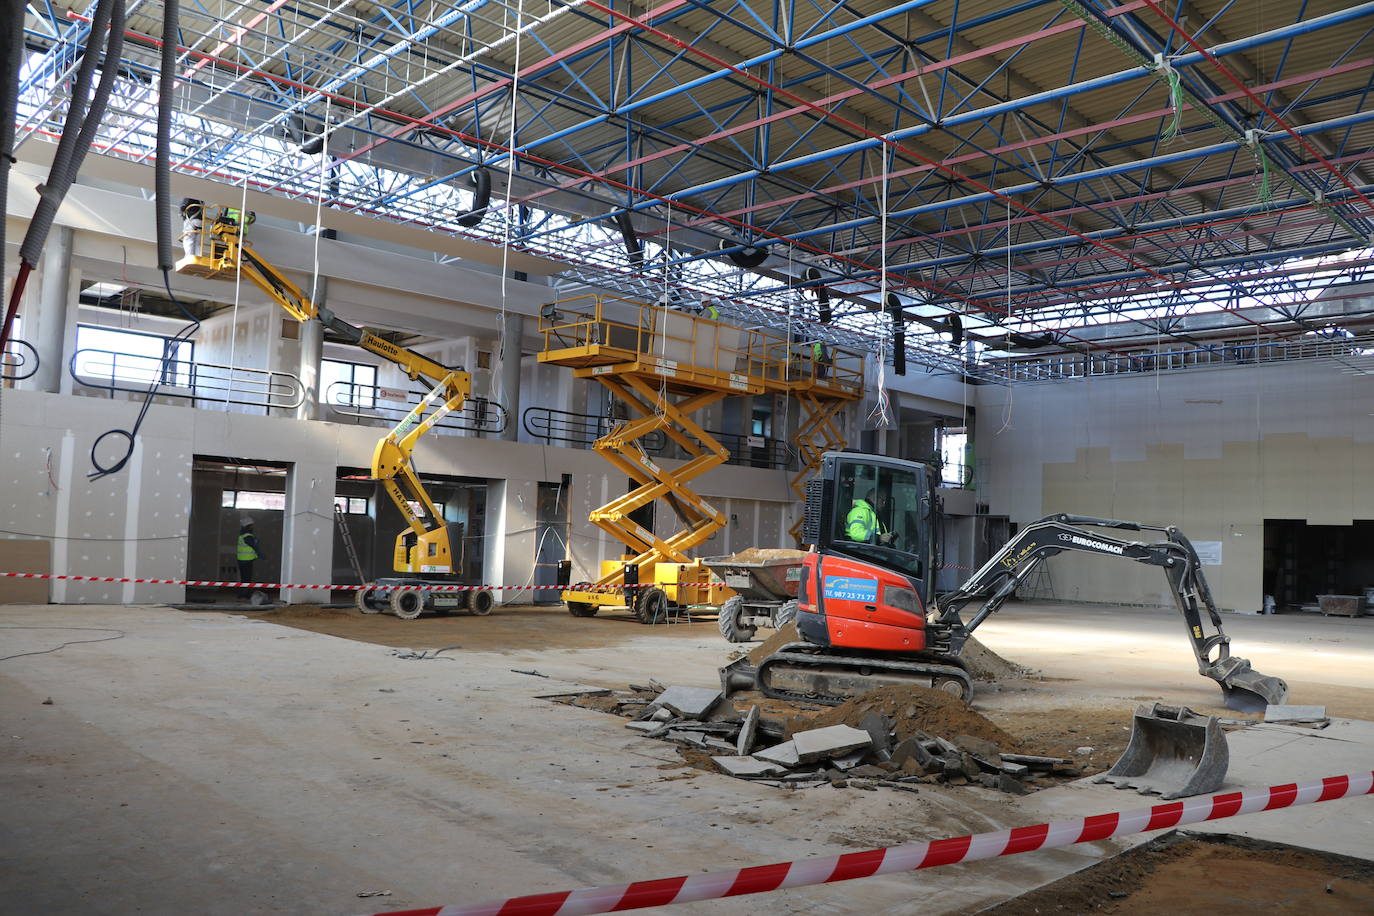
756 643 973 706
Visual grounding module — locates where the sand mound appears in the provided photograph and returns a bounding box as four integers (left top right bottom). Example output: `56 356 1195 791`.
960 635 1034 681
720 547 807 564
799 684 1019 747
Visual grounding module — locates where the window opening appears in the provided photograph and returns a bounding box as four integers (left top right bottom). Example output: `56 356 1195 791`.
75 325 193 387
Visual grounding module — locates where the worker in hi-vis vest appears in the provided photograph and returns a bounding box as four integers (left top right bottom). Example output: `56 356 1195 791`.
236 518 261 584
845 488 892 545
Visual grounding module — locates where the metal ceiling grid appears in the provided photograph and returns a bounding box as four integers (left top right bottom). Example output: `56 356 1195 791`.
14 0 1374 381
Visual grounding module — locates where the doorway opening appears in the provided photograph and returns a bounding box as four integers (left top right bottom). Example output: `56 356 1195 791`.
1263 519 1374 610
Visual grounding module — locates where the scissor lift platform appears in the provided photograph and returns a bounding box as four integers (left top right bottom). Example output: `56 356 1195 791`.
540 295 862 622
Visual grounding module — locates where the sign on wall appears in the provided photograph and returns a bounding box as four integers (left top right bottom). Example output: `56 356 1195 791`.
1192 541 1223 566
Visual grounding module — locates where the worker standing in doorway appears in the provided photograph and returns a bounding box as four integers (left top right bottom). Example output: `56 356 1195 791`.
236 519 261 586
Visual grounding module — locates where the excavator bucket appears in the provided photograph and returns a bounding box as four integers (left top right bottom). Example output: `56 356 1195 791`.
1203 656 1288 714
1093 704 1228 800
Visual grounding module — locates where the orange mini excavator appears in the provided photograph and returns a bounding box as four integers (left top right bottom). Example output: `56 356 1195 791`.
721 451 1288 713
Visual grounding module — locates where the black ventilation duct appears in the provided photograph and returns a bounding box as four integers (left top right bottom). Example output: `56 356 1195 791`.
718 239 768 269
803 266 831 324
1008 332 1055 350
886 292 906 376
947 313 963 350
456 167 492 228
612 210 644 265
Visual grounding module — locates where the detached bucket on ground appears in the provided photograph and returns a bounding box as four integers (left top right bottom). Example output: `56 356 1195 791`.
1094 703 1228 800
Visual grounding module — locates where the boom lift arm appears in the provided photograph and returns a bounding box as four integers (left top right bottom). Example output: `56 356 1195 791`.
175 202 470 576
929 514 1288 712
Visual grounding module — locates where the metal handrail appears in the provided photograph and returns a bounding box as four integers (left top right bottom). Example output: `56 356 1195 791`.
521 406 791 469
522 405 667 451
1 338 39 381
993 334 1374 382
70 348 305 409
539 293 865 396
326 380 508 434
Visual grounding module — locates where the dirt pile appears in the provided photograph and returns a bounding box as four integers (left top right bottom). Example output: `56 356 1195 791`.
797 684 1019 748
961 636 1034 681
746 621 800 664
976 834 1374 916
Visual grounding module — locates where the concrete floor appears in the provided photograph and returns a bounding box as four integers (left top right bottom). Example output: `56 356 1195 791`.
2 601 1372 916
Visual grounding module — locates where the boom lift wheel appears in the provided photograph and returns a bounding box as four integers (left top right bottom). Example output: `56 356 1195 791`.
567 582 598 617
469 590 495 616
390 587 425 620
355 586 381 614
636 587 669 625
717 596 756 642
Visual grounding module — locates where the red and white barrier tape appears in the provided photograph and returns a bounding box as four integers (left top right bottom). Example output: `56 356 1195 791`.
0 572 623 593
368 772 1374 916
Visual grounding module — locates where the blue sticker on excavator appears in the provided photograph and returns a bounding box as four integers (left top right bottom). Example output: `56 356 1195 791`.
823 576 879 602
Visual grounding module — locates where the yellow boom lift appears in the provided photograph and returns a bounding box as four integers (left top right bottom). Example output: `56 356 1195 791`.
175 201 491 618
538 295 863 623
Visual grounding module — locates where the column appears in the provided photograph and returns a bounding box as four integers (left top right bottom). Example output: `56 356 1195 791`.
280 461 335 604
29 225 75 394
497 311 523 441
297 314 324 421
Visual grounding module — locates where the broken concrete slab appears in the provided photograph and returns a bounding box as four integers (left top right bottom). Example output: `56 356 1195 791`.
952 734 1001 761
651 686 722 719
711 756 787 778
624 721 660 733
736 705 760 756
831 750 867 771
650 707 675 722
792 724 872 764
1264 705 1327 722
754 740 801 767
859 713 893 761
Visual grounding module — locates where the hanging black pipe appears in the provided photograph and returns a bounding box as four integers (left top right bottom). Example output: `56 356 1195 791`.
803 266 831 324
886 292 907 376
457 167 492 228
718 239 768 269
611 210 643 265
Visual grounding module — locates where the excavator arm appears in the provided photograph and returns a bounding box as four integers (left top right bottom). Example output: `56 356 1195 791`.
175 202 471 575
930 514 1287 712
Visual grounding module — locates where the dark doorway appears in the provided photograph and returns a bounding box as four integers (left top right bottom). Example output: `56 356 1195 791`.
186 456 290 603
335 468 487 583
534 476 571 604
1264 519 1374 609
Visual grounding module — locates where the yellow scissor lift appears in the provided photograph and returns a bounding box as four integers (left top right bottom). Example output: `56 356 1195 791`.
539 295 863 623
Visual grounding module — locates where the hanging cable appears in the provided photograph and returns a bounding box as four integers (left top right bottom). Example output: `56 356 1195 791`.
3 0 124 358
493 0 525 420
88 0 200 479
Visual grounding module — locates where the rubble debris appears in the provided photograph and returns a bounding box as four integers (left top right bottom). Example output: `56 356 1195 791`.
652 686 723 720
736 705 760 755
550 679 1103 797
792 724 871 764
754 740 802 767
711 756 787 778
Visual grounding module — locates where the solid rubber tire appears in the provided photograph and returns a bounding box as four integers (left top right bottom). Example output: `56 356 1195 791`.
469 590 495 616
717 596 756 642
775 599 798 628
567 582 598 617
636 587 669 625
356 587 381 614
390 587 424 620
